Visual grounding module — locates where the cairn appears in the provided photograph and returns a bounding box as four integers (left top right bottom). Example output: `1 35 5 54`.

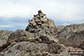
25 10 56 33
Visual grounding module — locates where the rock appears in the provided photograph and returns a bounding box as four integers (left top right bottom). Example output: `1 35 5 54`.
0 30 13 49
79 42 84 49
39 29 46 36
8 29 36 44
56 26 65 33
8 29 58 44
0 10 70 56
25 10 56 33
48 19 56 28
59 23 84 47
25 10 58 43
66 46 83 52
1 42 69 56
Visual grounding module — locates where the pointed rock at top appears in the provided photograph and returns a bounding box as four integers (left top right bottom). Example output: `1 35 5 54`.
33 10 46 19
25 10 56 33
38 10 43 14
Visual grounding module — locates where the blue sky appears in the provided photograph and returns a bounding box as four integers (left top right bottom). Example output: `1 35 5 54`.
0 0 84 31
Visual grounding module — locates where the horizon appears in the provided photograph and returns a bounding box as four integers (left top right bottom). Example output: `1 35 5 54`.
0 0 84 31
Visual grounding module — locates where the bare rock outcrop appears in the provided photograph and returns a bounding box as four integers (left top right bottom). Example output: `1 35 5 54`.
59 23 84 48
0 42 69 56
0 30 13 52
1 10 84 56
0 10 70 56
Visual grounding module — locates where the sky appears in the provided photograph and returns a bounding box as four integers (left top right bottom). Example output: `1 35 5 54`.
0 0 84 31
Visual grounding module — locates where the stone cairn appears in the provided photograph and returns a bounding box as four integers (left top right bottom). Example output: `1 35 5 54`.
25 10 56 33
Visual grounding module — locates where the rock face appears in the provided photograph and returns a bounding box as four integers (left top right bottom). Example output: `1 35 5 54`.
0 30 13 51
0 10 69 56
0 29 69 56
0 10 84 56
7 29 36 44
0 42 69 56
56 26 65 33
59 23 84 47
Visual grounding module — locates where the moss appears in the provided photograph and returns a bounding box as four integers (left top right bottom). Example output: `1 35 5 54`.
24 36 36 41
8 36 36 44
54 35 59 40
9 39 16 43
23 53 30 56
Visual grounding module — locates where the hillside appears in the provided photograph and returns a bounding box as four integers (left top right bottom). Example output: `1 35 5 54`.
0 10 84 56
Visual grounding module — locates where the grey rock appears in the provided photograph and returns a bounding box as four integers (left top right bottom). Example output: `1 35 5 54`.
0 10 71 56
79 42 84 49
0 30 13 47
48 19 56 28
1 42 69 56
25 10 56 34
7 29 58 44
8 29 36 44
38 36 55 43
59 23 84 47
56 26 64 33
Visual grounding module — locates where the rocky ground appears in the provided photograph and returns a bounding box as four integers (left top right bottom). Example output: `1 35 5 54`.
0 10 84 56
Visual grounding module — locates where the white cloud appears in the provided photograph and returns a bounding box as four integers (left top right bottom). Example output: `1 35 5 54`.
0 23 26 28
0 0 84 24
0 25 14 28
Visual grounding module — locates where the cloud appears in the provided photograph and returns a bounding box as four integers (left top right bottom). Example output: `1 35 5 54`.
0 25 14 28
0 0 84 30
0 0 84 19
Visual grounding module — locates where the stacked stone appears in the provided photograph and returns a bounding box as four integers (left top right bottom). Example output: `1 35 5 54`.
25 10 56 33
